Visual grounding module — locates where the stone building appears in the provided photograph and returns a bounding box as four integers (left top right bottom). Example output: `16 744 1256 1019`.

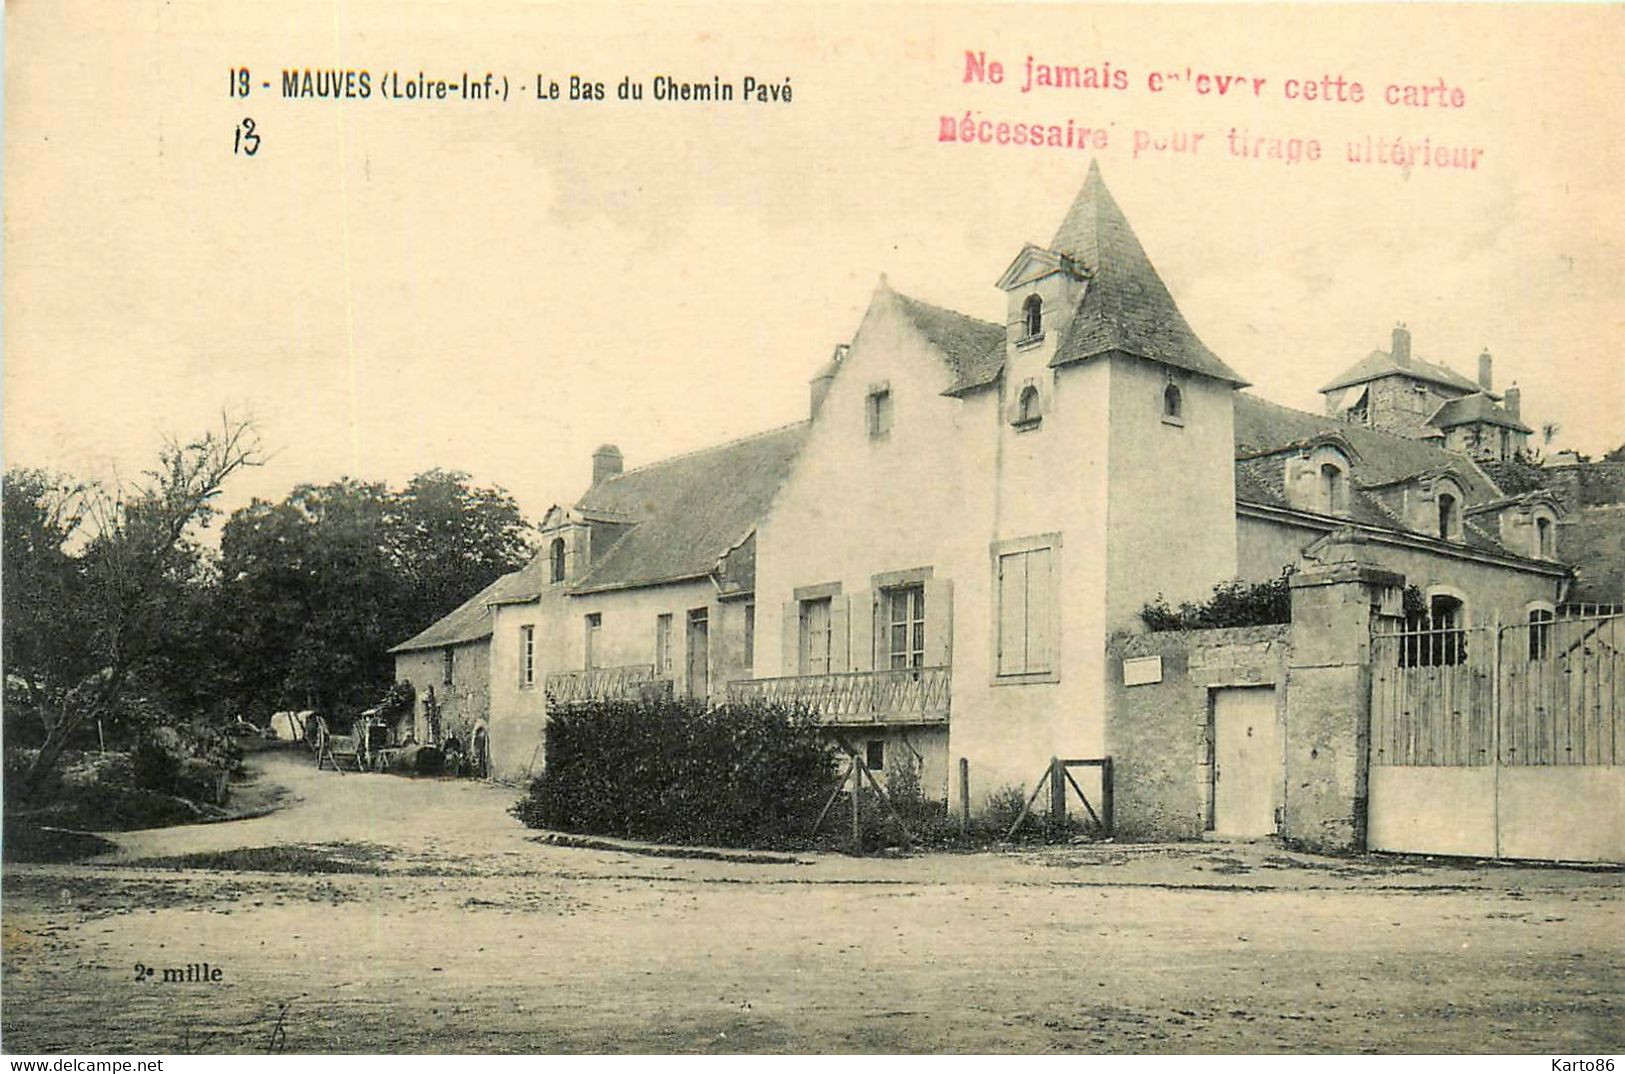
391 162 1614 854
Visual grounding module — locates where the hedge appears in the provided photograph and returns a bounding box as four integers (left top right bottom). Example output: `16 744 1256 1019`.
513 697 839 849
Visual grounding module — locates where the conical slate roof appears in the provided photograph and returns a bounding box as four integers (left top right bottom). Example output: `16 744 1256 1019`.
1048 161 1248 386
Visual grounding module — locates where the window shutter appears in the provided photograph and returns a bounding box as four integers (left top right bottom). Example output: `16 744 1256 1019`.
996 553 1025 675
849 589 875 672
830 594 851 673
781 599 800 676
1027 547 1054 673
923 578 954 667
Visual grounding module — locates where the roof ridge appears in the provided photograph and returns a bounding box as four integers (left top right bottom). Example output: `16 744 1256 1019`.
892 290 1001 330
583 420 810 487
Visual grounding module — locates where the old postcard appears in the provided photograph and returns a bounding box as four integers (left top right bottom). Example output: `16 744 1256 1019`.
3 1 1621 1059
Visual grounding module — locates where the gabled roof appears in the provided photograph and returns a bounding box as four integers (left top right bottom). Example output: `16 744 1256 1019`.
1426 392 1534 434
891 290 1006 395
1234 393 1501 502
1229 393 1564 563
568 422 809 593
1047 161 1249 387
389 571 510 653
1319 348 1481 395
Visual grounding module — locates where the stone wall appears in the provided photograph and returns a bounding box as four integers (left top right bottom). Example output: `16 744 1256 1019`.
1105 624 1290 840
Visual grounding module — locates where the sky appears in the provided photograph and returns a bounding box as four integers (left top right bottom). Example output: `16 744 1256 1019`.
6 2 1623 536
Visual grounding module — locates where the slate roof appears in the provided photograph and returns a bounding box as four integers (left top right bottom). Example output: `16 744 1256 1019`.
1234 394 1500 502
1426 392 1534 433
568 422 809 593
1047 161 1249 387
1229 393 1553 561
892 292 1006 395
1320 348 1482 395
389 570 513 653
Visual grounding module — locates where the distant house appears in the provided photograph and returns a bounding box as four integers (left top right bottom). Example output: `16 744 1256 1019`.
393 162 1612 832
1321 328 1532 460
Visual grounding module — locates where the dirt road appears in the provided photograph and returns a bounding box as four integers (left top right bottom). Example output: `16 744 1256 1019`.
3 749 1619 1054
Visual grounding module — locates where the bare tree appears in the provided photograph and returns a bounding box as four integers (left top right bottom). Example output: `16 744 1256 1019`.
15 414 264 800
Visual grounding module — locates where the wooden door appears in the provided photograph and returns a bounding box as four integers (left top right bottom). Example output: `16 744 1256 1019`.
1212 687 1279 838
686 608 709 700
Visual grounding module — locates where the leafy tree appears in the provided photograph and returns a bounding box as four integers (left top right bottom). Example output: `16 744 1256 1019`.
214 470 533 719
10 417 263 800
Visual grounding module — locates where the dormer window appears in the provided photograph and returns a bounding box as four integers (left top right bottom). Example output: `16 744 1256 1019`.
1162 383 1183 425
1437 492 1459 540
1320 462 1347 514
1021 294 1044 340
549 537 566 583
1535 515 1555 558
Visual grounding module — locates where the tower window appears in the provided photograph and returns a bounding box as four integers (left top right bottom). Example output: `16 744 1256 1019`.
1163 383 1184 423
1015 384 1042 427
1021 294 1043 339
549 537 566 583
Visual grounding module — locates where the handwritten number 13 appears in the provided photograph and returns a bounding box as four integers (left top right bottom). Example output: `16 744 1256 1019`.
234 118 260 156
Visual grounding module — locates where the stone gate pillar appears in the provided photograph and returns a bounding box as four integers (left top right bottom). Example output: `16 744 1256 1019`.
1285 559 1405 851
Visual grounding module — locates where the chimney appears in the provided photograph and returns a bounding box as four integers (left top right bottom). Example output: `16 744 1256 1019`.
1478 348 1493 391
809 343 848 418
1391 323 1412 366
1504 384 1521 419
591 444 623 485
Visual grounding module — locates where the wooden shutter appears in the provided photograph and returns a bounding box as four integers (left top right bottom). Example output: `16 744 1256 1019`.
923 578 954 668
996 553 1025 675
830 594 851 673
781 599 800 676
1026 547 1054 673
849 589 875 672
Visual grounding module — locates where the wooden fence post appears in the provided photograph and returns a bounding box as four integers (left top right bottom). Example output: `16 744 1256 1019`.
1102 756 1114 836
851 757 863 852
958 756 970 835
1049 755 1066 834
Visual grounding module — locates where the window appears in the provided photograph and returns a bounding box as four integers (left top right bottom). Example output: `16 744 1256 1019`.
1535 516 1555 558
995 538 1057 678
686 608 709 699
799 597 832 675
1528 607 1554 661
549 537 566 583
865 739 885 772
1021 294 1043 339
1320 463 1347 514
884 584 926 670
584 612 601 670
743 603 756 672
655 613 673 675
442 647 455 685
520 625 536 687
1500 429 1511 458
1437 492 1459 540
866 386 893 439
1015 384 1042 427
1402 594 1466 667
1163 383 1183 423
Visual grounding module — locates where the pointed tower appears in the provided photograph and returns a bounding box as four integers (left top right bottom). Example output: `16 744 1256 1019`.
1000 161 1247 632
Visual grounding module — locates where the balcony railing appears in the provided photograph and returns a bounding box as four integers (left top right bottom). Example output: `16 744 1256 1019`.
545 664 672 706
726 666 951 725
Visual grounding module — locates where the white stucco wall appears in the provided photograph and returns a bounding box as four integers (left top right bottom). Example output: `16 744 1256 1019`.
753 284 1124 806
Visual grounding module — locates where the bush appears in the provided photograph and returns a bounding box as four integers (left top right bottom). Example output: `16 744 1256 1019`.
513 697 839 850
1141 576 1291 632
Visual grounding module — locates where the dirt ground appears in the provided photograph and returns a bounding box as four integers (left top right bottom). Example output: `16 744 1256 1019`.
2 748 1619 1054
